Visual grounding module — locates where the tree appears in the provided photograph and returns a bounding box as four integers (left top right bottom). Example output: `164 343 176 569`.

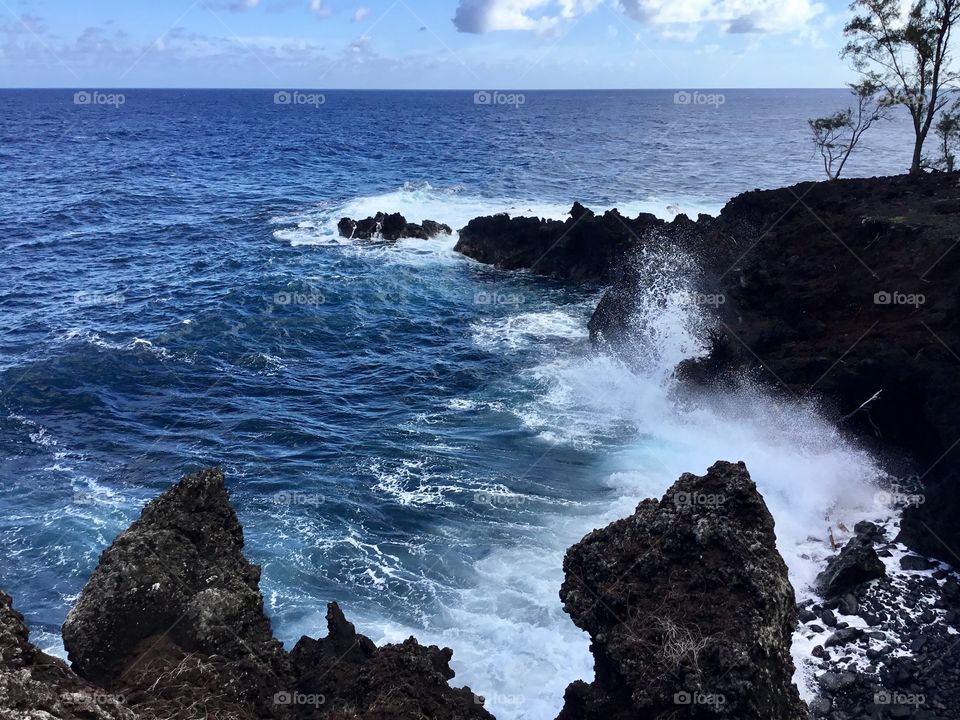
843 0 960 175
934 103 960 169
810 80 891 179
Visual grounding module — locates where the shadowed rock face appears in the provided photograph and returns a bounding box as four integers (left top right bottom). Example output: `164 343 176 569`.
0 591 134 719
454 203 666 283
585 174 960 566
557 461 809 720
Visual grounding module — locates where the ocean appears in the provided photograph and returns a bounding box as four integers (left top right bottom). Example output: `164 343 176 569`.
0 89 916 719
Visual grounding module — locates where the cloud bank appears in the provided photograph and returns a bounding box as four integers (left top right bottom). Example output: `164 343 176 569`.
453 0 824 35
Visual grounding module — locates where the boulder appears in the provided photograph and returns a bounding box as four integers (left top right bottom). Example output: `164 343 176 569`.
557 460 809 720
900 555 937 571
815 531 886 598
337 213 451 241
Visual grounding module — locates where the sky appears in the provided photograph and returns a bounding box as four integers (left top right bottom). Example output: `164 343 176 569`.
0 0 861 88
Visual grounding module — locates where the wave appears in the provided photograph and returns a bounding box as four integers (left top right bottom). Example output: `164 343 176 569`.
53 328 184 362
8 186 889 719
269 182 723 248
411 239 891 716
470 305 590 353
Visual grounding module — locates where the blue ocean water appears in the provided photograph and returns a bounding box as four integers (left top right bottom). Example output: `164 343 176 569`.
0 89 914 718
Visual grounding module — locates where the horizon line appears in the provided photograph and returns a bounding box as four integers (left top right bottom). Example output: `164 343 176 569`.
0 86 851 92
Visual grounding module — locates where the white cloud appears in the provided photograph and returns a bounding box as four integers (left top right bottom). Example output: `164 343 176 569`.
223 0 259 10
453 0 603 34
658 25 702 42
309 0 333 17
453 0 824 35
353 7 372 22
630 0 826 33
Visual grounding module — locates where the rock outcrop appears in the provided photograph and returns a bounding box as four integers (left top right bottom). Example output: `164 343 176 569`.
580 174 960 567
13 468 490 720
338 213 451 241
451 175 960 565
454 203 667 283
290 602 492 719
62 468 291 717
557 460 809 720
3 463 819 719
0 591 133 719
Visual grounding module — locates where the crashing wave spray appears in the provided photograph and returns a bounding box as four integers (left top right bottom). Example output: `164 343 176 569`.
511 239 889 706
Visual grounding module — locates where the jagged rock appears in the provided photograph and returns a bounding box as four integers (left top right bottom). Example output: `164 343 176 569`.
0 590 134 719
56 468 490 719
421 219 451 238
816 533 886 598
337 213 450 241
290 602 492 720
557 460 809 720
455 204 663 283
566 174 960 565
62 468 292 716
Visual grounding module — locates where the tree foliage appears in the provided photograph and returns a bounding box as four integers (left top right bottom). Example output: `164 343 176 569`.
935 102 960 169
810 80 891 179
843 0 960 174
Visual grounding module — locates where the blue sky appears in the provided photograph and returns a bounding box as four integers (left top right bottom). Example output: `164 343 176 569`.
1 0 858 88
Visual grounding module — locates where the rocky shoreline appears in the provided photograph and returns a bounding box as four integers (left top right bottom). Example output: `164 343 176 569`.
453 173 960 567
3 469 495 720
4 173 959 719
451 171 960 719
3 463 808 719
797 519 960 719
